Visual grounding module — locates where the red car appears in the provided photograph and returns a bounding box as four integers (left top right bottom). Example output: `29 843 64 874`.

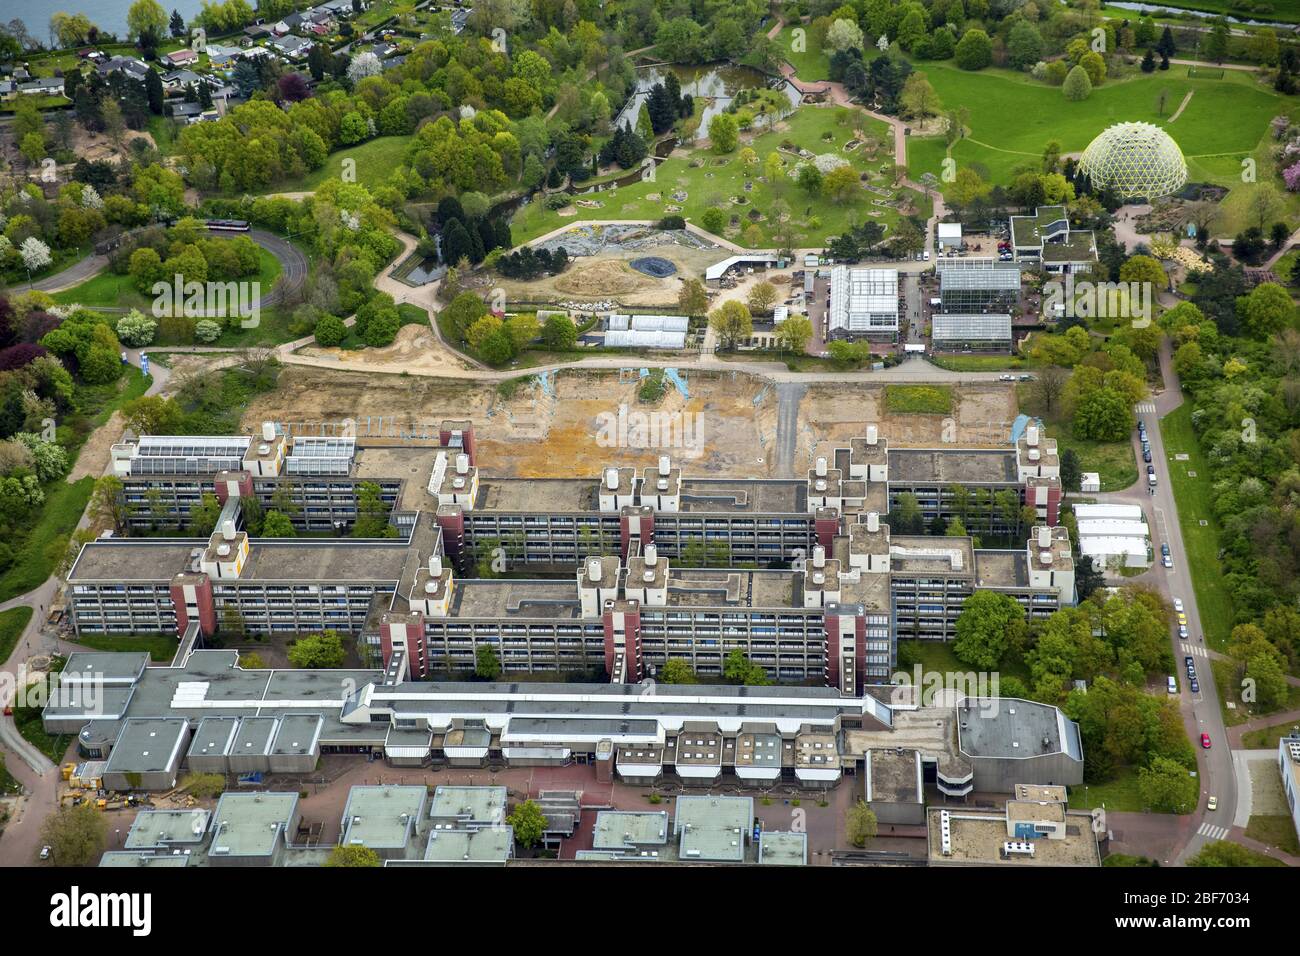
1201 733 1212 749
1 706 11 716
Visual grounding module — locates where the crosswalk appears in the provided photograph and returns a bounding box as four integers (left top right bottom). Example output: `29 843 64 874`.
1197 823 1230 841
1136 402 1157 414
1181 643 1209 659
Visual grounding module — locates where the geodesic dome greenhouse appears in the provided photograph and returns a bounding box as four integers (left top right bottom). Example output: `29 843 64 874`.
1077 122 1188 200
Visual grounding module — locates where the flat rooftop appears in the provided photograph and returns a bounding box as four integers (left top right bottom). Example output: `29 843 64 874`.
422 827 513 863
61 652 149 684
889 448 1017 484
99 852 190 867
674 796 754 863
958 698 1080 761
451 579 582 619
758 831 807 866
928 808 1100 866
477 477 594 513
973 550 1029 589
429 785 507 824
103 718 188 773
866 748 922 804
341 785 426 849
889 535 975 576
69 539 410 583
124 809 211 849
592 811 670 850
679 480 806 514
210 792 298 858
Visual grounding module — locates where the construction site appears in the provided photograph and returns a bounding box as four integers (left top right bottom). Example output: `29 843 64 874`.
235 366 1021 480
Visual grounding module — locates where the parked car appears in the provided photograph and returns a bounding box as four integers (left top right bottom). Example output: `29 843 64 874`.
1190 679 1199 694
1201 733 1212 749
1185 656 1194 669
1161 543 1170 556
1143 449 1152 463
1174 598 1184 612
1180 625 1189 638
39 846 50 860
1164 555 1174 569
1207 796 1217 811
1178 613 1187 626
998 374 1015 382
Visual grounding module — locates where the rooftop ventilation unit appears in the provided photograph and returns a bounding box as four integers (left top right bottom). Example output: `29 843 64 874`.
815 457 827 477
867 512 879 533
456 454 469 475
262 421 275 441
1037 526 1051 548
659 455 670 476
588 559 603 583
644 544 657 565
1026 426 1039 447
866 425 878 446
221 519 237 541
605 468 618 491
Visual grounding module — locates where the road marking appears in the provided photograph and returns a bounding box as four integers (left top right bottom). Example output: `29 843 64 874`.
1197 823 1229 840
1136 402 1157 414
1181 644 1208 659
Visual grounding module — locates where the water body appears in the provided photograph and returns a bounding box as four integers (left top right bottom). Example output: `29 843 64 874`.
9 1 210 43
612 63 801 144
1097 2 1296 29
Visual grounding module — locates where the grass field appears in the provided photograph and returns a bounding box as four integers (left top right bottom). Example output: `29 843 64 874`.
0 607 34 665
904 60 1297 234
774 25 831 82
1056 432 1139 491
1067 767 1147 812
511 105 927 248
1159 403 1234 650
54 246 283 312
11 706 70 764
71 633 178 662
292 136 415 193
928 354 1033 371
884 383 953 414
0 754 19 795
1242 719 1300 749
1245 815 1300 854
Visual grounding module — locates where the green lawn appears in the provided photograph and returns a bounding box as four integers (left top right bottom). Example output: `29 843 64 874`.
54 245 283 313
1159 403 1234 650
0 754 20 795
1246 814 1300 854
1067 767 1147 812
1056 432 1138 492
11 706 70 765
1242 719 1300 749
885 384 953 414
511 105 926 248
773 25 831 82
0 607 34 664
291 136 415 193
70 633 178 662
928 354 1033 372
904 60 1297 234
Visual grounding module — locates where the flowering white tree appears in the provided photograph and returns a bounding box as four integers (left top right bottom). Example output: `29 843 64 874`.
81 184 103 209
347 52 382 83
827 19 864 53
19 236 52 272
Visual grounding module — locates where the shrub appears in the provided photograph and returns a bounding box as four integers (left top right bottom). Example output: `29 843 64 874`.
115 309 157 347
194 319 222 343
314 314 347 347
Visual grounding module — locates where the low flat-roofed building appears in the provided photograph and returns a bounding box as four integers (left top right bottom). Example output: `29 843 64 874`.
100 851 191 867
1014 783 1068 803
758 830 808 866
429 785 507 829
865 747 924 824
124 809 211 851
340 785 427 859
187 716 241 772
417 826 514 865
61 651 150 687
103 718 190 791
828 265 899 341
931 313 1012 353
674 795 753 863
957 697 1084 791
208 792 300 867
927 805 1100 866
1278 736 1300 845
589 810 670 860
269 714 323 773
1006 798 1068 840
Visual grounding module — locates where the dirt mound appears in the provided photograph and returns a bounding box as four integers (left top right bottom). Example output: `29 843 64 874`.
552 259 650 297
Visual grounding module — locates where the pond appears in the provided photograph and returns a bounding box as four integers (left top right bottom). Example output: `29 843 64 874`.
1098 1 1296 29
612 63 803 144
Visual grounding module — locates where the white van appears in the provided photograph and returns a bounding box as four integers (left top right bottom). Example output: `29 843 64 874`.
1167 676 1178 694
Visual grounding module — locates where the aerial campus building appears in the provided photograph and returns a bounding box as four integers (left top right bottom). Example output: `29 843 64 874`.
1008 205 1098 274
934 258 1022 315
69 423 1070 688
1077 122 1188 201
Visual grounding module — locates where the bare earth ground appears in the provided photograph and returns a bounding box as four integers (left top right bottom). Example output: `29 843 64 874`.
477 244 730 308
68 410 126 481
296 324 478 375
240 366 1019 479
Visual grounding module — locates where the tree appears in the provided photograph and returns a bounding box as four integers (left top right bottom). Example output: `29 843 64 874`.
659 658 697 683
260 511 296 538
475 644 501 680
169 9 186 37
19 238 52 273
1205 20 1229 63
1189 841 1281 867
121 395 182 436
1060 447 1082 492
287 630 347 668
1137 756 1198 813
827 18 864 53
846 800 878 847
89 475 128 533
39 804 107 866
116 309 157 347
900 72 942 122
708 112 738 154
541 314 577 350
776 315 813 354
953 590 1025 670
1156 26 1177 59
1119 254 1167 292
678 278 708 317
723 648 770 685
1007 20 1044 71
314 314 347 347
798 162 824 196
347 52 382 83
326 845 381 867
1063 65 1093 101
823 164 860 201
1074 388 1132 442
708 299 752 350
954 28 992 71
747 281 777 314
1079 50 1106 86
507 799 547 848
127 0 168 41
1140 48 1156 73
352 481 396 537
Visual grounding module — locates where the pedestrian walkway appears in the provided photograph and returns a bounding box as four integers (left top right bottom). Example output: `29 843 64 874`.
1197 822 1230 841
1181 643 1209 660
1136 401 1157 414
